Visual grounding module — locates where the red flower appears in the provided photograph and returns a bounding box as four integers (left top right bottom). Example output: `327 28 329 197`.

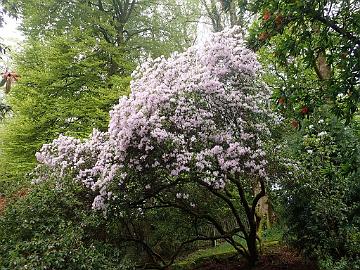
263 10 271 21
300 106 309 114
278 97 285 105
1 71 20 94
291 119 299 128
275 14 283 26
1 71 19 81
258 32 269 41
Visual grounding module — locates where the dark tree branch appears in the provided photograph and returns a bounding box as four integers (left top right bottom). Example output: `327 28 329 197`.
95 25 114 44
121 237 167 266
127 177 182 207
126 27 152 41
308 12 360 45
154 197 248 256
196 178 248 238
232 175 253 225
124 0 136 22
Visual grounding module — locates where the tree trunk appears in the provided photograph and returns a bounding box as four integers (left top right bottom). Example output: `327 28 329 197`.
315 50 331 80
253 181 272 233
247 228 259 266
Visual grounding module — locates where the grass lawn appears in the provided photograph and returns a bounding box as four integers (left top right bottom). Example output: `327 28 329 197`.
171 227 317 270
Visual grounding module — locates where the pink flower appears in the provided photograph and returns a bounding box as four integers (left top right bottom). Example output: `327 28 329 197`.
35 27 276 210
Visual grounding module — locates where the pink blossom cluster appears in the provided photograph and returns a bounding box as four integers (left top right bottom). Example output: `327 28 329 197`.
35 27 276 210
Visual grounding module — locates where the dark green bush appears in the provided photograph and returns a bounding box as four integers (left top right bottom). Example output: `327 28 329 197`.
0 176 203 269
280 115 360 269
0 178 131 270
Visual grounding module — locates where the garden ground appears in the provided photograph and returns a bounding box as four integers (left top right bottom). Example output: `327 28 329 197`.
173 242 317 270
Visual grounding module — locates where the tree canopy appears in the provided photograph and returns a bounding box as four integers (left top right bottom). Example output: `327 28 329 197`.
247 0 360 123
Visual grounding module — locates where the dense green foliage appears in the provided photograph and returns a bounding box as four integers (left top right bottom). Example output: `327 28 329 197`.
243 1 360 267
0 178 133 269
247 0 360 123
279 113 360 269
0 34 130 194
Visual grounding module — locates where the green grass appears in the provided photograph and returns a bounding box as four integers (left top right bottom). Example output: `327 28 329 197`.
171 242 237 270
260 225 284 243
171 226 285 270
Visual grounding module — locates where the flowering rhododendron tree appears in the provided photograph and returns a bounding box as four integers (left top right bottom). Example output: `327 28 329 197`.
35 27 277 266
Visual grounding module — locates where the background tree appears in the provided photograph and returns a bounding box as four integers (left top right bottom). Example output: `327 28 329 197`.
200 0 255 37
239 1 360 268
212 0 359 123
246 0 360 123
14 0 200 75
0 0 201 195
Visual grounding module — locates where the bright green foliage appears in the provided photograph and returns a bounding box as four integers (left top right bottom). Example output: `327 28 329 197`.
247 0 360 123
0 33 130 195
14 0 199 72
13 35 128 136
